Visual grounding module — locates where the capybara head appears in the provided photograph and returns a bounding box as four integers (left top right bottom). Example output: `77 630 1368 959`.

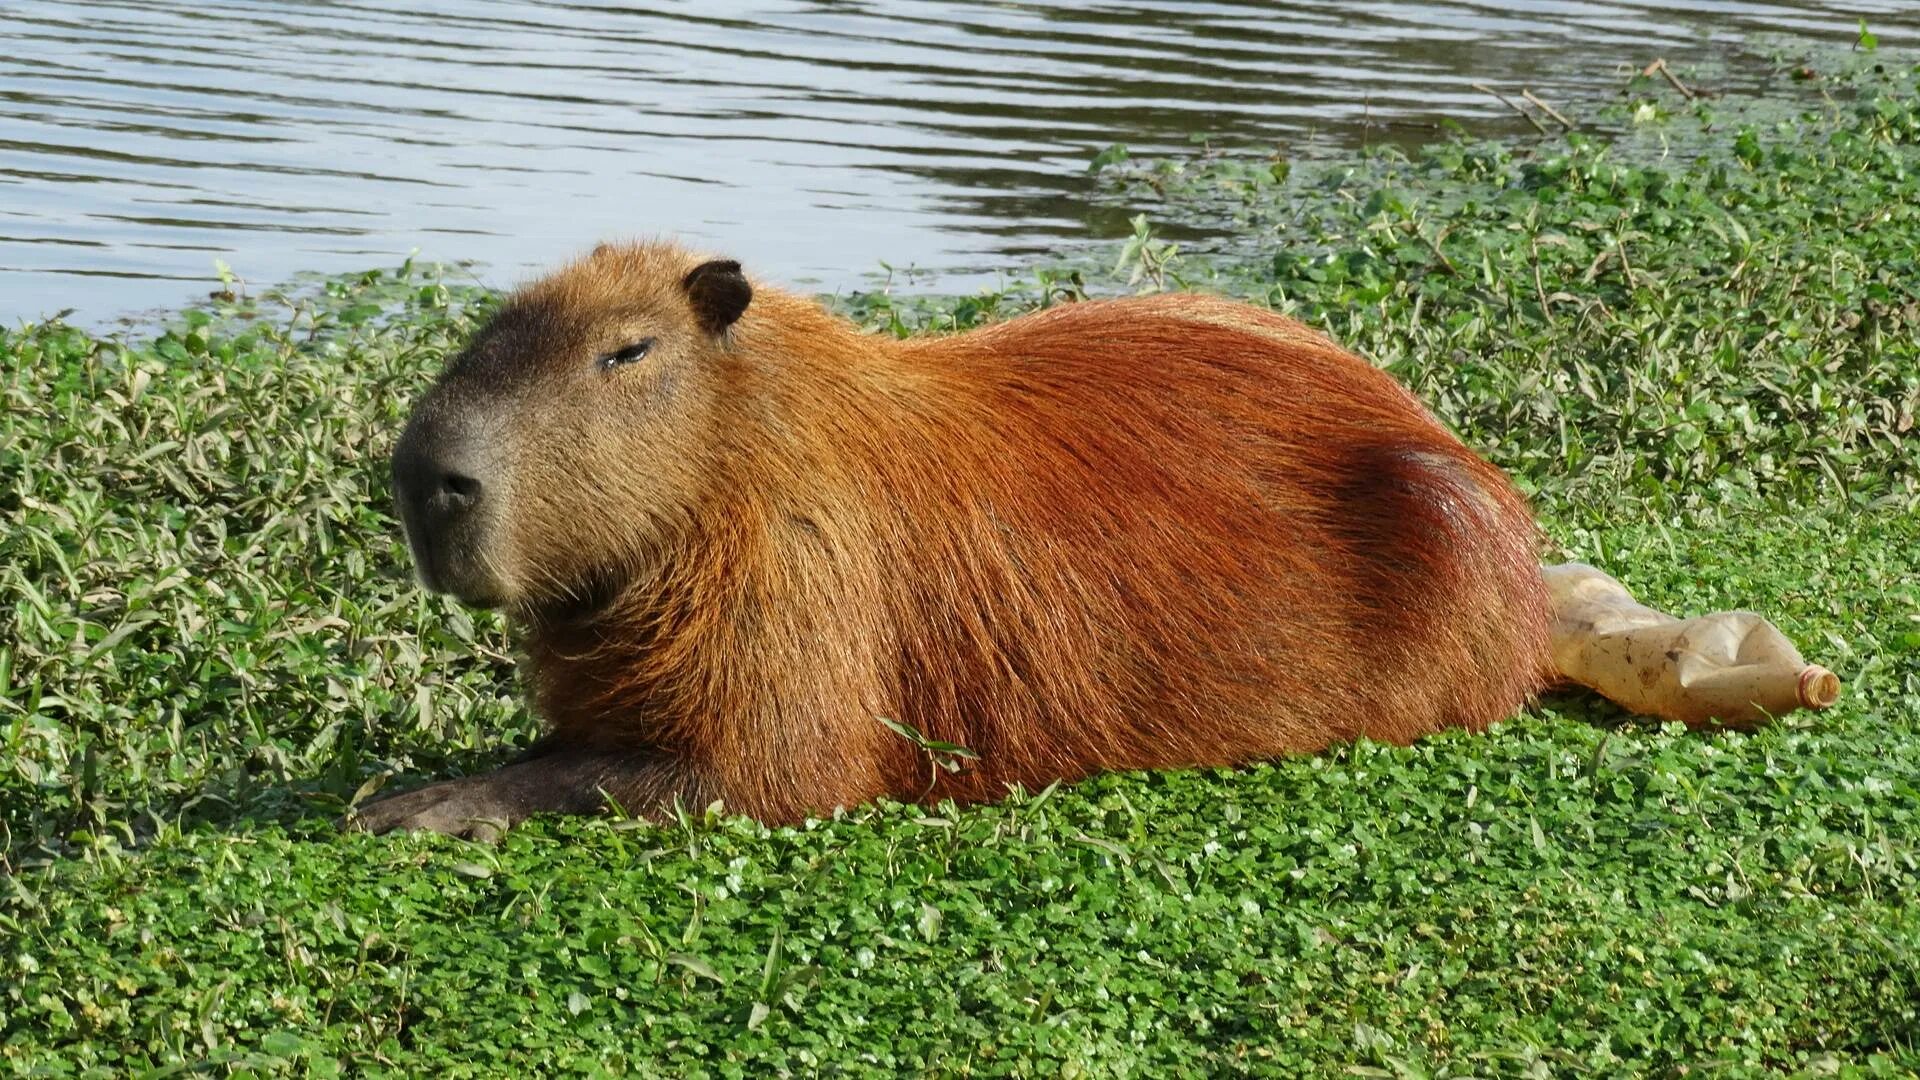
390 243 752 616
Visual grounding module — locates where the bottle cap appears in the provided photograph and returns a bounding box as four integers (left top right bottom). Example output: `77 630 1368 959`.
1796 666 1841 710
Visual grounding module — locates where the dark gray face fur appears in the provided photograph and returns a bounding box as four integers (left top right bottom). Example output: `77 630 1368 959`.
391 380 512 606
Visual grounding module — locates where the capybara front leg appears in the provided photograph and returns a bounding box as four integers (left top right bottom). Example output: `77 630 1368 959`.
346 745 703 842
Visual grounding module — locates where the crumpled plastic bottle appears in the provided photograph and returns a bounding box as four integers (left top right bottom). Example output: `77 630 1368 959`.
1543 562 1841 730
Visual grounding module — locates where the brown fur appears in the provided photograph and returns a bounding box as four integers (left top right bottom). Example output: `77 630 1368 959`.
362 241 1552 835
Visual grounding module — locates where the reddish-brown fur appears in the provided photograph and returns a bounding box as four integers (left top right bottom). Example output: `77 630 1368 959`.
364 242 1552 835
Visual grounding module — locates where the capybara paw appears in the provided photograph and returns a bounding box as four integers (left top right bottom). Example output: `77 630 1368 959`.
345 778 515 843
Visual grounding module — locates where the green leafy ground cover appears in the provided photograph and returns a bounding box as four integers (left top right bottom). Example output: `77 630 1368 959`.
4 52 1919 1078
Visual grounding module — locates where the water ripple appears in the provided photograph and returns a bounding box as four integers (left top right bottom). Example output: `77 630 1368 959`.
1 0 1913 323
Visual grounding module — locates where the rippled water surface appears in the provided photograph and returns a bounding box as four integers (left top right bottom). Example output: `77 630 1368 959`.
4 1 1916 323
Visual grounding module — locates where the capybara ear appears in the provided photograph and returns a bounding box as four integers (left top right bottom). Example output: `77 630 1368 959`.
682 259 752 336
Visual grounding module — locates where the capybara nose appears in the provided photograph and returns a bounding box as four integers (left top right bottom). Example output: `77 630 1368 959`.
436 468 484 512
391 421 491 532
387 411 510 599
390 420 505 602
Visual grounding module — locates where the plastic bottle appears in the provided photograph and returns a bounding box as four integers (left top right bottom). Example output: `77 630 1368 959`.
1543 562 1840 730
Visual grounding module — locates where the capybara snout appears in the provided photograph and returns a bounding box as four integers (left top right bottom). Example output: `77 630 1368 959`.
391 393 505 605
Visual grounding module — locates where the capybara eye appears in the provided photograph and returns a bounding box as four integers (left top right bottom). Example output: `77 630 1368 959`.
599 338 655 371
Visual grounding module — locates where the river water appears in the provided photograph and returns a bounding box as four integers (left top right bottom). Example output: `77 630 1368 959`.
3 1 1915 324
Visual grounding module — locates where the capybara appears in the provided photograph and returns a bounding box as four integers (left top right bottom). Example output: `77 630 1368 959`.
357 241 1551 839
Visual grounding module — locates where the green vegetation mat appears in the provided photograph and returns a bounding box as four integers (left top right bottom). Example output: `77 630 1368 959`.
4 49 1919 1078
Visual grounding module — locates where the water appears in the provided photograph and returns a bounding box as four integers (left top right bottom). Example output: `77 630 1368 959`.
4 1 1915 325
